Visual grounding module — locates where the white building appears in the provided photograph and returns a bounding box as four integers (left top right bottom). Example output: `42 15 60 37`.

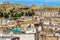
0 34 35 40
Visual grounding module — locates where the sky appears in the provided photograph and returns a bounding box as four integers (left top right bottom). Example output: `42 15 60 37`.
0 0 60 6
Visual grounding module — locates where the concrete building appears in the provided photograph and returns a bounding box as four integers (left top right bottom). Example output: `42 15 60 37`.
0 34 35 40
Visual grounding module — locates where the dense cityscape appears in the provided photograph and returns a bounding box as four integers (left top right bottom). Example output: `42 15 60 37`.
0 2 60 40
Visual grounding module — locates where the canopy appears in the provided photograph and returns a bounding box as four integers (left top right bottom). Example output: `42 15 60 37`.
11 28 22 33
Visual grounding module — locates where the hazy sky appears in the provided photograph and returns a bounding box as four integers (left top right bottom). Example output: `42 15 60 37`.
0 0 60 6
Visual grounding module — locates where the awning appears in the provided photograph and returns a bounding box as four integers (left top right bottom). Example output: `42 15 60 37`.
11 28 22 33
25 20 34 24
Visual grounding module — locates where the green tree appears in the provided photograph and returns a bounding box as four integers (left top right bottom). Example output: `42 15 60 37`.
3 13 9 23
25 12 28 16
0 11 3 26
4 13 9 19
13 13 22 20
9 9 14 15
27 11 35 16
15 13 22 18
21 12 24 16
0 11 3 18
31 11 35 16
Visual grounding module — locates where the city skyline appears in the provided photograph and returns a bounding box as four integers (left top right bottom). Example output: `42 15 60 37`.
0 0 60 6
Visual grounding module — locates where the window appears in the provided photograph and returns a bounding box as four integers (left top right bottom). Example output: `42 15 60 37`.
58 13 60 15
